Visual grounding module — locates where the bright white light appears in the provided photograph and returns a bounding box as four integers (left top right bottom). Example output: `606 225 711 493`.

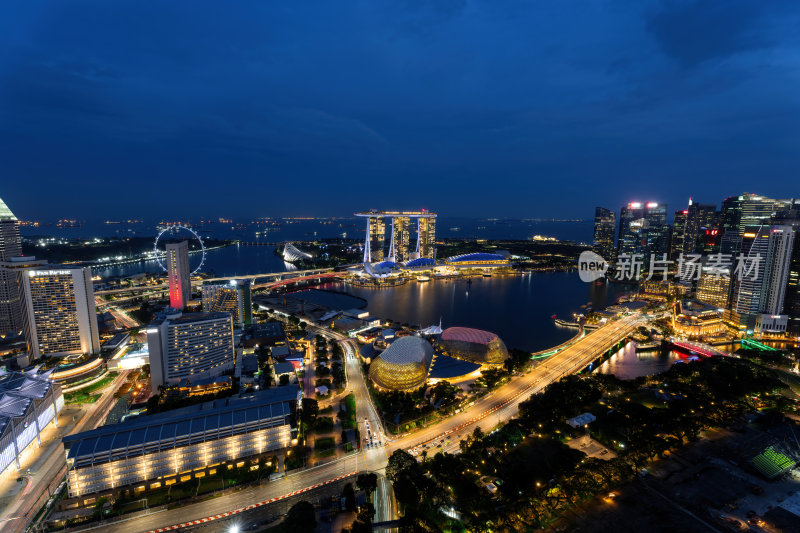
229 525 240 533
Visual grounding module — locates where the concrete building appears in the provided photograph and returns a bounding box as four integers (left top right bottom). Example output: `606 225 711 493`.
166 241 191 310
0 196 23 335
671 208 688 260
0 372 64 474
62 386 299 503
147 312 235 389
21 266 100 360
390 216 411 262
592 207 616 262
201 279 252 326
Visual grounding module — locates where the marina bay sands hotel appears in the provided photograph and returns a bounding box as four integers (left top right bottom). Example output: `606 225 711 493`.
355 210 437 263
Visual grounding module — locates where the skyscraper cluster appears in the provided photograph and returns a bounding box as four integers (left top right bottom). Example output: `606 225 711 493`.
593 193 800 335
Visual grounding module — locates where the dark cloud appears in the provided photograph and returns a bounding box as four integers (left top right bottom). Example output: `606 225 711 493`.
0 1 799 220
645 0 789 67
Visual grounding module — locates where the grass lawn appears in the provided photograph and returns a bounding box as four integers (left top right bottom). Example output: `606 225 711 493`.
314 436 336 457
342 394 356 429
197 477 224 494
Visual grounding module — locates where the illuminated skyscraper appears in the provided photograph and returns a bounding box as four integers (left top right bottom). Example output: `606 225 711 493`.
720 193 785 255
696 267 731 309
147 311 235 388
671 209 688 260
417 216 436 259
201 279 252 326
368 217 386 262
390 216 411 262
592 207 615 262
682 200 717 255
617 202 668 262
20 266 100 359
0 196 23 334
166 241 191 309
733 224 795 332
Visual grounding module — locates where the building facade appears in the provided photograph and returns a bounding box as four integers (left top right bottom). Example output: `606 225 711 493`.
147 312 235 388
62 387 299 502
390 216 411 262
166 241 191 310
201 279 252 326
21 266 100 360
0 372 64 474
696 268 731 309
592 207 616 262
0 197 23 335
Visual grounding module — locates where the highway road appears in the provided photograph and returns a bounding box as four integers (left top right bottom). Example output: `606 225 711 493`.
98 315 639 532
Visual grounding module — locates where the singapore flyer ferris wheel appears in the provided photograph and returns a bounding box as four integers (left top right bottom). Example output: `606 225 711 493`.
153 225 206 274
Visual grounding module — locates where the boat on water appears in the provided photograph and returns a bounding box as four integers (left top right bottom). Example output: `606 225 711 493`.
416 275 431 282
482 272 492 277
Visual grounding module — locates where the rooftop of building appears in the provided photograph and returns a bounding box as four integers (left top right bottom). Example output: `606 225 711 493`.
150 311 232 327
404 257 436 268
0 197 17 221
440 327 499 346
63 386 300 459
377 336 433 366
446 252 508 263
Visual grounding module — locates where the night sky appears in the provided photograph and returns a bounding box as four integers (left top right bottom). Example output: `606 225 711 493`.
1 1 799 221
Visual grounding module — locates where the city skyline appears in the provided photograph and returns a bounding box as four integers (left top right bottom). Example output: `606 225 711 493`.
2 1 800 219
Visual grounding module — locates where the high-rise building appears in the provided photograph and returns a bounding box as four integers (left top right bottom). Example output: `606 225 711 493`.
20 266 100 359
720 193 784 255
733 224 795 333
671 209 688 260
592 207 615 262
696 267 731 309
417 216 436 259
683 200 717 255
0 196 23 335
773 202 800 335
390 216 411 262
147 311 235 388
617 202 669 262
368 217 386 262
201 279 252 326
166 241 191 309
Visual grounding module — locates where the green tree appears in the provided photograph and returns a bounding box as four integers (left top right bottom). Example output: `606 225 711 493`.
356 472 378 502
343 482 356 512
284 500 316 533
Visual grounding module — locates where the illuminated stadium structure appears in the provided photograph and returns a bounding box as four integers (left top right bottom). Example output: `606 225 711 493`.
438 327 509 365
445 253 510 267
369 336 433 391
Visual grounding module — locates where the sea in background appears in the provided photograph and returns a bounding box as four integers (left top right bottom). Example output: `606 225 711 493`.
21 217 594 244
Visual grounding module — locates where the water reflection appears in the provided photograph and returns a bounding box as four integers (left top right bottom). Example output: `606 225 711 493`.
595 342 682 380
322 272 626 353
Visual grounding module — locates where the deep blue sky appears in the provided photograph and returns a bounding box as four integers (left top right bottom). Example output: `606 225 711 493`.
1 1 799 221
